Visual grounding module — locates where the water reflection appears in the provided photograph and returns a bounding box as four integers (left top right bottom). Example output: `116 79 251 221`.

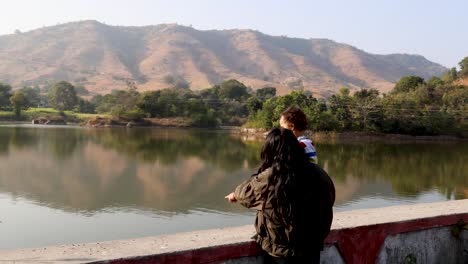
0 127 261 214
317 142 467 200
0 126 466 216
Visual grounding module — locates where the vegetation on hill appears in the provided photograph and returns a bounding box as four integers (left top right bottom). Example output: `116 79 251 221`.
0 57 466 136
0 20 447 96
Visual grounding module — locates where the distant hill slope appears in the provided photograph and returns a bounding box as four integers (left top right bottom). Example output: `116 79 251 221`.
0 20 447 96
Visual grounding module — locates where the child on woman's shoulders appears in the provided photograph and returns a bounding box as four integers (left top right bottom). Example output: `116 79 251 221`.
279 106 318 163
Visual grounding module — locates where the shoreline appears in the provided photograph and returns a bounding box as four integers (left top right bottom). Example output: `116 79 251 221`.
1 120 465 141
236 128 467 142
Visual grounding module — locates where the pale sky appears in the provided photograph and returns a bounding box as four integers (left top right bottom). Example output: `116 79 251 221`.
1 0 467 67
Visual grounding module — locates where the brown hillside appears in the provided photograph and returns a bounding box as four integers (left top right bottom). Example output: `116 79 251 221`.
0 20 447 97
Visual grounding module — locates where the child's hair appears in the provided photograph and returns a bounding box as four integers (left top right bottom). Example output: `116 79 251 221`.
280 106 308 132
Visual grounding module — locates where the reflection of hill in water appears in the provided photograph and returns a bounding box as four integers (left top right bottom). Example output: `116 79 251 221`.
0 127 261 214
0 126 466 215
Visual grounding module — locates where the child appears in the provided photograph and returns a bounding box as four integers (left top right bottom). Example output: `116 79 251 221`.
279 106 318 163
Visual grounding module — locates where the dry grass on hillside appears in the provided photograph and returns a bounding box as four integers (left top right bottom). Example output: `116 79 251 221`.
0 21 447 97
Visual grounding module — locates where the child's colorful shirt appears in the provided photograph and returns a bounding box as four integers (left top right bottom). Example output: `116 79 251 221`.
297 136 318 163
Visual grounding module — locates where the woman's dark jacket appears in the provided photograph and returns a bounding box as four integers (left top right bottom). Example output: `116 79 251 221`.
234 163 335 257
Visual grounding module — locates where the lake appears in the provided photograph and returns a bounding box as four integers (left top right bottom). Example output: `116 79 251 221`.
0 125 466 249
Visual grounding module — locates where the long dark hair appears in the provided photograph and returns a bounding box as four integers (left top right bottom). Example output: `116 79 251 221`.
258 128 308 224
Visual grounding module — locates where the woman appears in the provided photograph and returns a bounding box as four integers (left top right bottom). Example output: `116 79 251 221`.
225 128 334 263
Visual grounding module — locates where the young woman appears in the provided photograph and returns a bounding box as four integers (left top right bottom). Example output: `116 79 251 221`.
225 128 334 264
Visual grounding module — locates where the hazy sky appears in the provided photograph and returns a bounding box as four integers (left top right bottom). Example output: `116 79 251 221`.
1 0 466 67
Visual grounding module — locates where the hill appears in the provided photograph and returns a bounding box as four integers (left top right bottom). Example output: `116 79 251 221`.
0 20 447 96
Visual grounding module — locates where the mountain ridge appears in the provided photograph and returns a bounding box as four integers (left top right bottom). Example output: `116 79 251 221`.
0 20 447 96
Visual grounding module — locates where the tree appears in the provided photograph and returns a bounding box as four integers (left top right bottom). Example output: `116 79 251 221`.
48 81 78 111
352 89 383 131
162 74 190 89
393 76 425 93
246 97 263 113
10 91 26 116
9 91 26 116
218 79 249 100
338 87 350 97
173 78 190 89
95 88 140 117
19 86 41 108
0 83 12 109
285 77 304 91
426 77 444 87
162 74 175 85
247 97 278 128
381 93 422 134
306 101 339 131
354 88 379 100
137 91 161 117
75 98 95 113
256 87 276 100
442 68 458 82
74 85 90 96
329 87 354 130
459 56 468 78
246 91 316 128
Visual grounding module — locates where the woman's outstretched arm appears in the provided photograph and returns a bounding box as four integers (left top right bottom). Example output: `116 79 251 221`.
225 167 272 209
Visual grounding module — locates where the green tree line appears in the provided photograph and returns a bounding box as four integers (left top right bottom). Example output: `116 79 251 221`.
0 57 467 135
247 57 467 136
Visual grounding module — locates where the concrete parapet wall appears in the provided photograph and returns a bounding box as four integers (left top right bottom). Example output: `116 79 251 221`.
0 200 467 264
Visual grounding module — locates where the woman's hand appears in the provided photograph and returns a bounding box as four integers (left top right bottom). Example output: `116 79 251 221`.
225 192 237 203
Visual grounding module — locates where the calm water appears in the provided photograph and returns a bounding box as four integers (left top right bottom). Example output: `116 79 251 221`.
0 125 466 249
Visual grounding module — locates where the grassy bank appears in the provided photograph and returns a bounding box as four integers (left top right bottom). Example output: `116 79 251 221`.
0 108 210 127
0 108 104 123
